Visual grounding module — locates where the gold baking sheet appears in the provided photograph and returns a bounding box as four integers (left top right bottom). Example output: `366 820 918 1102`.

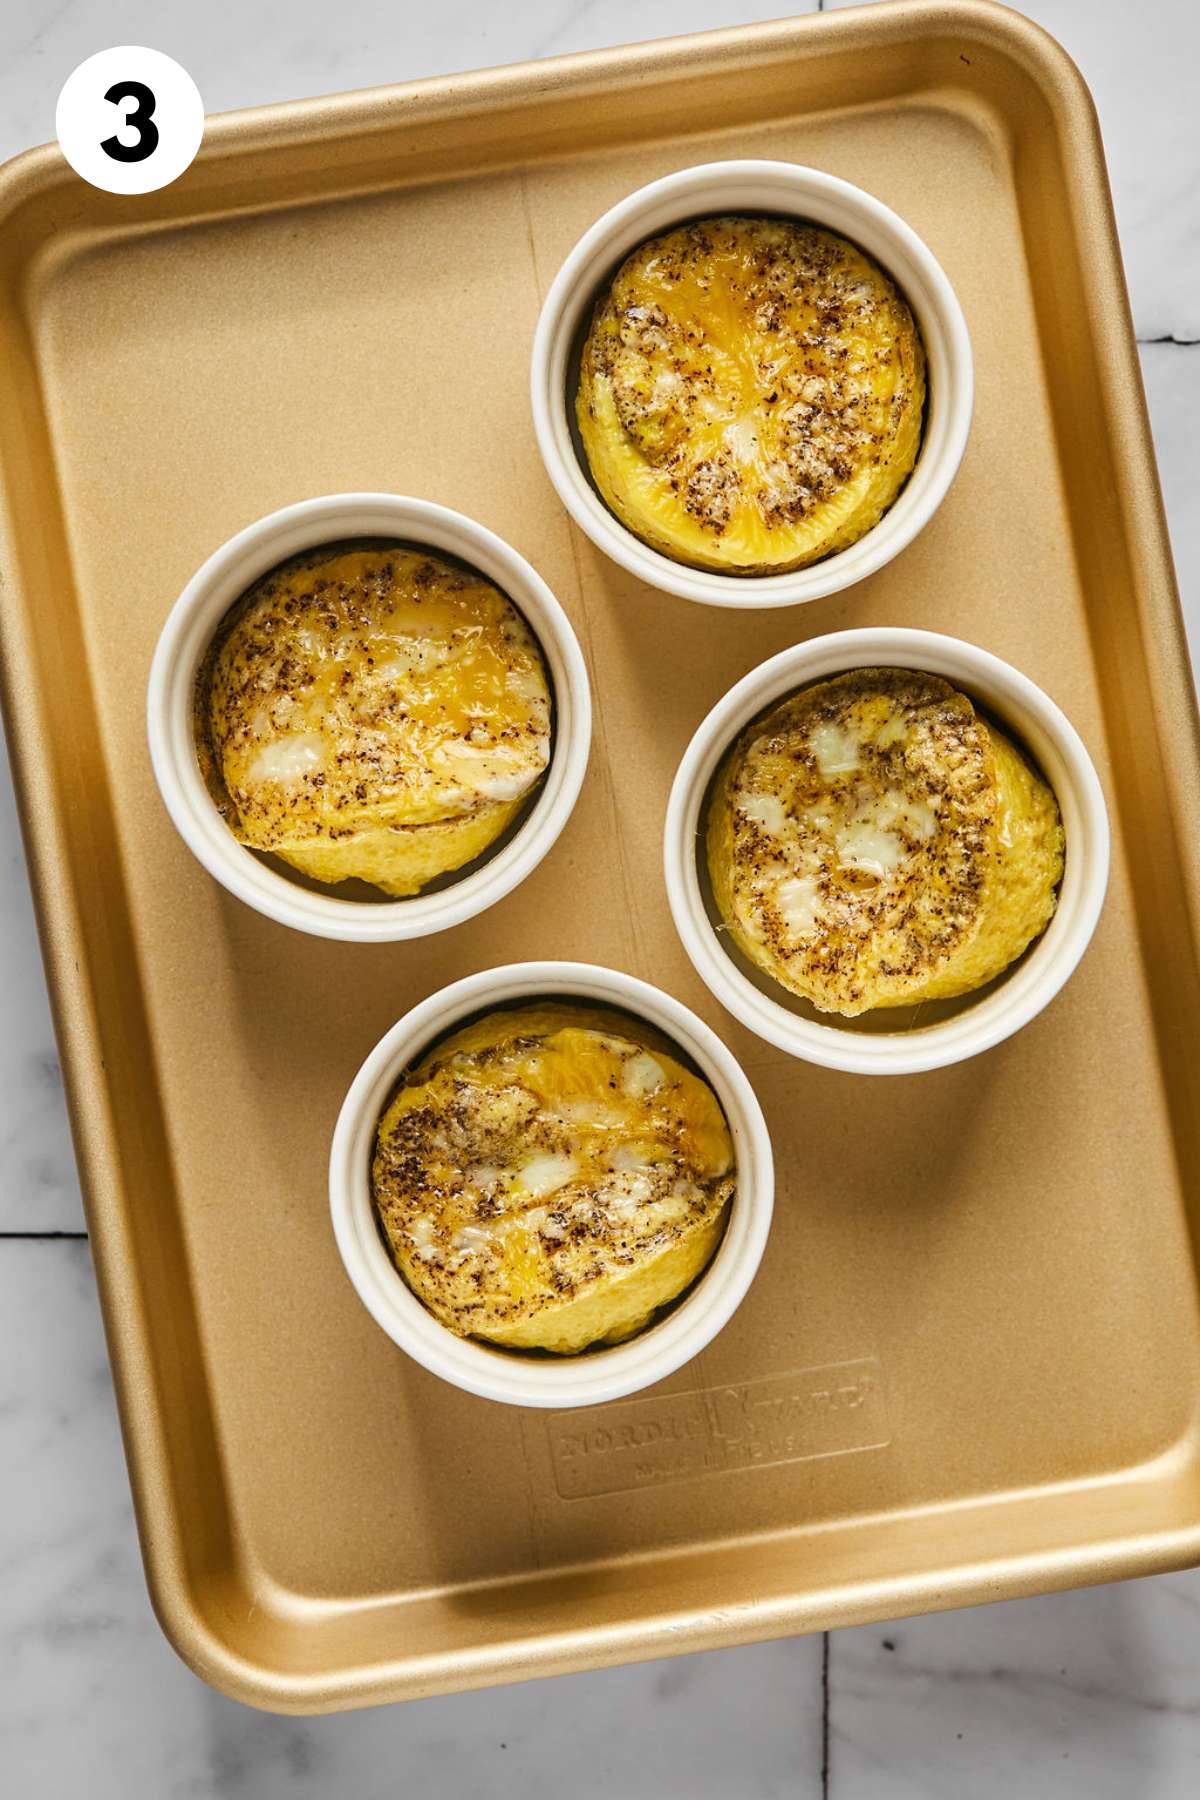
1 0 1198 1713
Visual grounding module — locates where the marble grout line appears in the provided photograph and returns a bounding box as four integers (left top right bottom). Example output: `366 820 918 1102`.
821 1630 831 1797
0 1229 87 1240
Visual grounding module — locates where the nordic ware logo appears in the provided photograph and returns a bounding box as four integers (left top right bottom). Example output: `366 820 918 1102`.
549 1358 889 1498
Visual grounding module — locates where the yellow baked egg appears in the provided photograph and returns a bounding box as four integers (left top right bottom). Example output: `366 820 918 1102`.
577 216 925 574
707 669 1065 1016
372 1004 734 1354
195 544 551 897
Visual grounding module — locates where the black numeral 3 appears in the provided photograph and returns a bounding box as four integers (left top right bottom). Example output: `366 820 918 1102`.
101 80 159 163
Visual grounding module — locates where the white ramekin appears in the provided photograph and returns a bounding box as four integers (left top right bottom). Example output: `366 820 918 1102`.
531 160 973 609
147 495 591 941
665 629 1110 1075
329 961 774 1407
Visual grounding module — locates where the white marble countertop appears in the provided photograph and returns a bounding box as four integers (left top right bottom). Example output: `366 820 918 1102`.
2 1 1198 1792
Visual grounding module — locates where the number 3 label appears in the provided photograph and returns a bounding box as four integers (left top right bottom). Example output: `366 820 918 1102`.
57 48 203 195
101 80 161 165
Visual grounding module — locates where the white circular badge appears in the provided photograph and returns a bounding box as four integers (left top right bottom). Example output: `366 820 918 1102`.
56 47 204 195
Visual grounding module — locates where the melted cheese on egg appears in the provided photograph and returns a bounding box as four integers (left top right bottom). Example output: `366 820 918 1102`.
195 544 551 897
577 217 926 575
372 1005 735 1354
706 669 1065 1017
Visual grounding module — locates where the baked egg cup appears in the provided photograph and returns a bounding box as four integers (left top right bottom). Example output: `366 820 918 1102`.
148 495 591 942
532 160 972 609
665 630 1109 1074
576 215 926 576
372 999 735 1355
706 668 1065 1018
331 962 774 1408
